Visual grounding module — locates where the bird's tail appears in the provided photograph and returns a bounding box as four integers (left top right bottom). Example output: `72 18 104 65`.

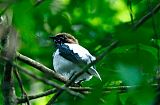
89 67 102 81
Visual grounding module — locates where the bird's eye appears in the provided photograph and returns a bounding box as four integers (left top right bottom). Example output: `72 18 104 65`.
60 37 65 40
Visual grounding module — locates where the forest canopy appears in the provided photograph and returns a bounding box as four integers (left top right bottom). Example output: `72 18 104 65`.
0 0 160 105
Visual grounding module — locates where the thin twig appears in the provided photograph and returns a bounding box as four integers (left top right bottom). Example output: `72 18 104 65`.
147 1 160 104
16 52 68 83
14 69 30 105
17 84 158 104
17 89 57 104
15 64 84 98
133 2 160 29
1 55 84 103
34 0 45 7
128 0 134 25
15 64 62 88
147 0 160 75
46 40 119 105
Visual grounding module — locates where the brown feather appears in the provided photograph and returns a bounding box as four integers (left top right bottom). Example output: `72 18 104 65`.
55 33 79 44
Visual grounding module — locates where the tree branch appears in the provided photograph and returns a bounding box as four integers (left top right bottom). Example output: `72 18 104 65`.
15 64 62 88
14 69 30 105
15 64 84 98
17 84 158 104
127 0 134 25
16 52 68 83
133 2 160 29
34 0 45 7
0 55 85 102
17 89 57 104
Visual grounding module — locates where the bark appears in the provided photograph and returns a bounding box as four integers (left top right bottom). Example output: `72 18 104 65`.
1 24 17 105
2 62 17 105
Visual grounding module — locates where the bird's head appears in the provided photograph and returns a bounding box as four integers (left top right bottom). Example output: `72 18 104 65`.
49 33 78 45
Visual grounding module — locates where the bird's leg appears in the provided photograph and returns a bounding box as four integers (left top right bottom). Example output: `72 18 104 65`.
68 72 86 87
70 80 83 87
69 71 76 80
76 79 86 87
68 71 77 86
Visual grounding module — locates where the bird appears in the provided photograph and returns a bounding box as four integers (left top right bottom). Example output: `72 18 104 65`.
50 33 101 84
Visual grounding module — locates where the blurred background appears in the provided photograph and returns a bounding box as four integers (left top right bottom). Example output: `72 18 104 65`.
0 0 160 105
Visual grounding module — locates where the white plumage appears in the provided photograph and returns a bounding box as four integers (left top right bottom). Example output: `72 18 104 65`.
53 43 101 83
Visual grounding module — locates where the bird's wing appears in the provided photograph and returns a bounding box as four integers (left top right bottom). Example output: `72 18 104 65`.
58 44 88 66
58 43 101 80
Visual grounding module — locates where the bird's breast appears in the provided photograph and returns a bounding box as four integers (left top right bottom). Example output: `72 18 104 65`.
53 50 80 79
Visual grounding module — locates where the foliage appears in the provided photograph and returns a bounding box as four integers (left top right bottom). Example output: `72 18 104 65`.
0 0 160 105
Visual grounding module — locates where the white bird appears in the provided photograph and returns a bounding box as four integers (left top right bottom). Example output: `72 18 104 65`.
50 33 101 84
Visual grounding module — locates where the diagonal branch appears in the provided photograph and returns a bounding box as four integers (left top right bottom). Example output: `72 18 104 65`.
1 55 85 101
15 64 62 88
34 0 45 7
16 52 68 83
14 69 30 105
14 64 84 98
133 2 160 29
127 0 134 25
17 89 57 104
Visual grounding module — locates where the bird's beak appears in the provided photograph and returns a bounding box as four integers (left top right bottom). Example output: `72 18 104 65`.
49 36 55 39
